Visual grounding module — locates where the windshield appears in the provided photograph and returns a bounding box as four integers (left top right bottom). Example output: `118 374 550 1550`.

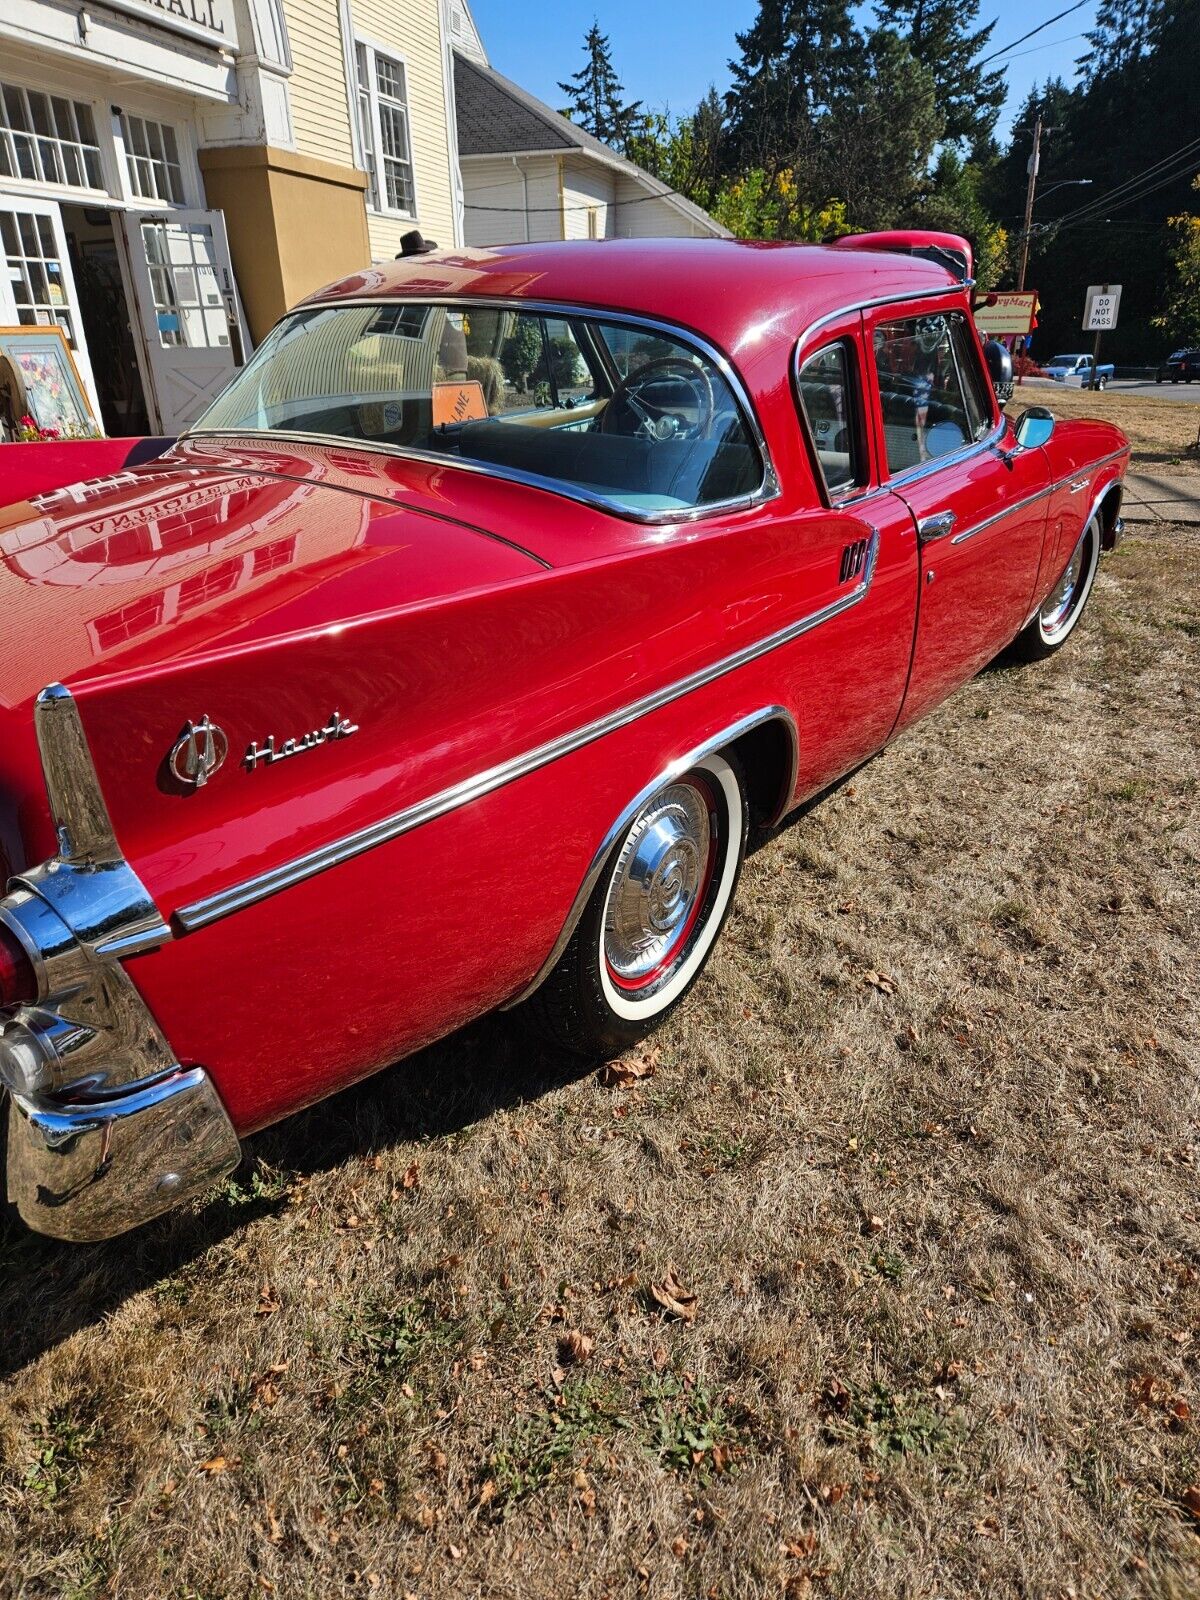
1049 356 1076 365
190 302 765 518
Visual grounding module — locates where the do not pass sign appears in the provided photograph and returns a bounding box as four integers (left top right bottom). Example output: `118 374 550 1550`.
1083 284 1122 331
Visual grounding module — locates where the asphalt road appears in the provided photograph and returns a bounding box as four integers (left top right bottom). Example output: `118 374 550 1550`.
1022 377 1200 403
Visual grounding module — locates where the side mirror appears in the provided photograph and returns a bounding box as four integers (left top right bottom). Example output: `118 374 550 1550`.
1015 406 1055 449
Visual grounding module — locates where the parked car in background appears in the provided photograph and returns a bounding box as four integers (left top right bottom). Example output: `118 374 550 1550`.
1045 353 1114 388
0 234 1129 1243
1157 347 1200 383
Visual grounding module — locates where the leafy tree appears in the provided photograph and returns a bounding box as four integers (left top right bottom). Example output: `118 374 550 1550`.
625 95 726 209
725 0 859 173
710 170 847 239
1153 179 1200 345
557 22 643 151
880 0 1005 148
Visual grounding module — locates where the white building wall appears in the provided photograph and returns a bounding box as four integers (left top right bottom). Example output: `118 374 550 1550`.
561 157 615 239
461 154 561 245
612 174 709 238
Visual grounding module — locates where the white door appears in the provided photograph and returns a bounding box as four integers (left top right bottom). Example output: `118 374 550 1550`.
119 208 244 435
0 196 100 416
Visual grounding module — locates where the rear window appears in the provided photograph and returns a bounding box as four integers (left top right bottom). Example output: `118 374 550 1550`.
190 302 766 518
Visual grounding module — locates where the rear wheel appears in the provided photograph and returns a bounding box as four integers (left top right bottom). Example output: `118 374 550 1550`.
527 751 747 1057
1011 514 1101 662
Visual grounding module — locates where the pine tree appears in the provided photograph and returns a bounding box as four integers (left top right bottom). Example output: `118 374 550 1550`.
724 0 859 174
557 22 643 151
1078 0 1162 81
880 0 1005 148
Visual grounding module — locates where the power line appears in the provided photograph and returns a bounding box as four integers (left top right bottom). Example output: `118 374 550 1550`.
1050 134 1200 227
978 1 1089 67
1000 31 1088 63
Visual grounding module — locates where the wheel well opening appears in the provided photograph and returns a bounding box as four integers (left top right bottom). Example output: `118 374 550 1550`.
1097 483 1123 550
729 717 797 834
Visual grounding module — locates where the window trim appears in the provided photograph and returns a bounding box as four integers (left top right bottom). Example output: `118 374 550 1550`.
353 35 419 222
182 295 780 527
792 335 869 506
116 110 187 206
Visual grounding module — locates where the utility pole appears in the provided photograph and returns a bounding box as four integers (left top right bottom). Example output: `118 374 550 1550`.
1017 111 1043 293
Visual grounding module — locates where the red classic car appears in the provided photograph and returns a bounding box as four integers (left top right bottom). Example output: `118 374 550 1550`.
0 234 1128 1241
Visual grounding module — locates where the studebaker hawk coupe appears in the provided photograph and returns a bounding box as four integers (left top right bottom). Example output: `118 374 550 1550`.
0 235 1129 1241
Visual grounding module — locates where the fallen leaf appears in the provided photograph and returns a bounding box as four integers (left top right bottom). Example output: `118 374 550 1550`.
559 1329 595 1364
199 1455 232 1475
1182 1485 1200 1521
783 1534 818 1559
817 1481 848 1505
599 1049 659 1088
401 1163 420 1190
863 970 896 995
255 1284 280 1317
649 1263 698 1323
671 1536 688 1557
973 1516 1000 1537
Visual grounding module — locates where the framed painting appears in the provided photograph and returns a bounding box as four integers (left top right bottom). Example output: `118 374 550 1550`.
0 325 98 436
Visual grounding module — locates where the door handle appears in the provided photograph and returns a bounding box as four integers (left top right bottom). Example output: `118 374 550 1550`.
917 510 957 543
1069 477 1091 493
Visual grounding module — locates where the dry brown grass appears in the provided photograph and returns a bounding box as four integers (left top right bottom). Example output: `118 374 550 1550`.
1008 385 1200 473
2 530 1199 1600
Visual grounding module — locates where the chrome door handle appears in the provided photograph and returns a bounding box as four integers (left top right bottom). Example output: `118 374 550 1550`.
1069 477 1091 493
917 510 957 543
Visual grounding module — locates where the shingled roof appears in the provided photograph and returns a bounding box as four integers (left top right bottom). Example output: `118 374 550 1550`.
452 52 728 237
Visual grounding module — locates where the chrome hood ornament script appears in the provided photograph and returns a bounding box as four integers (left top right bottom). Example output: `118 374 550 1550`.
170 717 229 788
245 711 359 771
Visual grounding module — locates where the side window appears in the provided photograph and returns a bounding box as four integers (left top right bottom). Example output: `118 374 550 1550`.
796 341 861 497
950 317 994 439
873 311 983 476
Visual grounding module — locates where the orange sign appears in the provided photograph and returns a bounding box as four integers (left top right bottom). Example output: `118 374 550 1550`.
432 381 488 427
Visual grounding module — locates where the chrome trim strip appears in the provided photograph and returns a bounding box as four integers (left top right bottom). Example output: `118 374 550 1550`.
502 706 798 1010
795 281 968 361
182 298 781 529
948 452 1127 549
949 485 1053 546
175 532 880 932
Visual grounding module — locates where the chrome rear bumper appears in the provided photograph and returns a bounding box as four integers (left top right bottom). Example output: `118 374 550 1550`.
1 684 240 1241
6 1064 240 1242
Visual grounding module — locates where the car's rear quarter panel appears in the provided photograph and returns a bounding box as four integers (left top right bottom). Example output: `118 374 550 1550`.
73 491 916 1133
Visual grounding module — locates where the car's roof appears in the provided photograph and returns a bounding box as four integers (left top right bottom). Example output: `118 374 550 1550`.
298 238 961 359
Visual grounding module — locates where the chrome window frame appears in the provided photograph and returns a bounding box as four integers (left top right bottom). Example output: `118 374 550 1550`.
871 306 984 482
792 335 869 507
182 298 781 528
791 281 1007 507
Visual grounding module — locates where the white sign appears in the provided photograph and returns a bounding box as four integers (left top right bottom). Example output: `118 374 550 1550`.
1083 284 1122 332
975 291 1038 337
99 0 238 50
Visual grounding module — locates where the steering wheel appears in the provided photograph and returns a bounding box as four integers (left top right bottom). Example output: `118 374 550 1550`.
600 357 715 441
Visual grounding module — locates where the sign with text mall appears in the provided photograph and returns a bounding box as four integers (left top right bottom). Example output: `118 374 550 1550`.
101 0 237 47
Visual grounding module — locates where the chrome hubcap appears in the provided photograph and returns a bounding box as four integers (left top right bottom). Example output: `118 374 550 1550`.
1040 529 1089 639
604 781 714 989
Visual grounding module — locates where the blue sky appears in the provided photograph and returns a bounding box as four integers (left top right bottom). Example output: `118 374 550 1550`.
468 0 1100 143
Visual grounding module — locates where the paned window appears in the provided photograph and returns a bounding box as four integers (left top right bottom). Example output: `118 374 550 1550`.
355 43 416 215
0 82 102 189
120 113 185 204
0 208 77 344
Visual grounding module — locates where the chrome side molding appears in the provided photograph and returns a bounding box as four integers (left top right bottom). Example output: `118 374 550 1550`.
0 684 240 1240
176 536 878 931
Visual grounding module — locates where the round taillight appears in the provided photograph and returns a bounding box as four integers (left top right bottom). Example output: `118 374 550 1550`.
0 925 35 1010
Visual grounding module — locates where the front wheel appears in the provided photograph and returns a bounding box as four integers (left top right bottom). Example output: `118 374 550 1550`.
526 751 747 1057
1010 514 1101 662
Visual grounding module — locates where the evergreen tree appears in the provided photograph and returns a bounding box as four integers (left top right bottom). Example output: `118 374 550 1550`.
724 0 859 174
557 22 643 151
826 27 942 228
1078 0 1162 81
880 0 1005 148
